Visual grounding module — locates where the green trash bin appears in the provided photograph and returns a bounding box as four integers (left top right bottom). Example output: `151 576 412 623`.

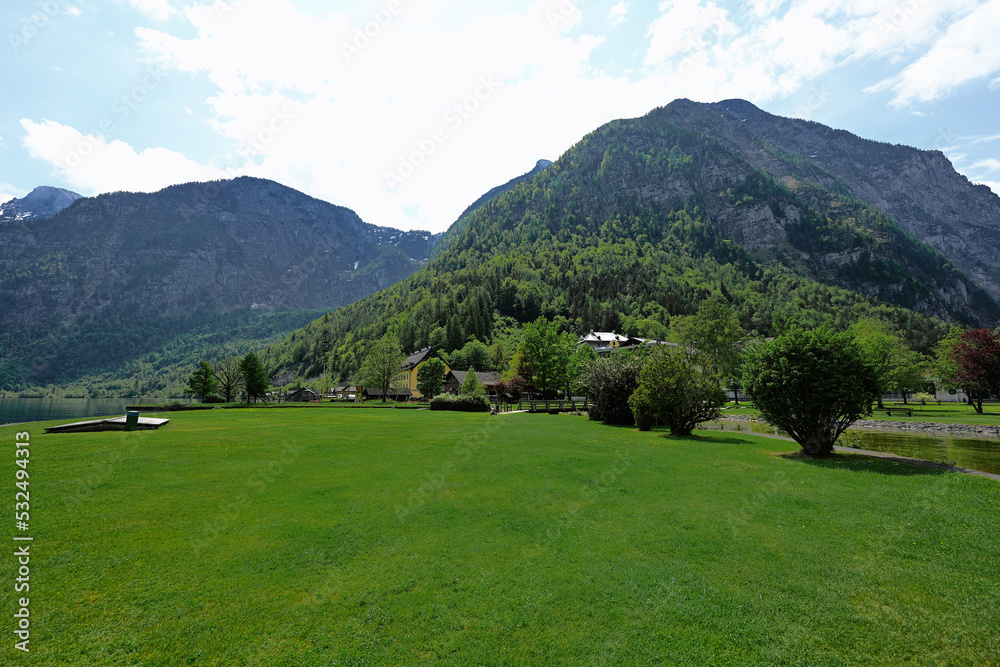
125 411 140 432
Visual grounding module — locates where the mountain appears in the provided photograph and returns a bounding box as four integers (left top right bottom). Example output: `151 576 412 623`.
433 159 554 257
0 186 82 222
264 100 999 384
0 177 441 389
660 99 1000 303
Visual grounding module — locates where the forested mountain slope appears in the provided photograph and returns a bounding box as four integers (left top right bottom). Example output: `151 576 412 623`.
0 177 440 389
266 103 998 383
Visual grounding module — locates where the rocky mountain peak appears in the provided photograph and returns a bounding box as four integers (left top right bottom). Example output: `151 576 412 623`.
0 186 82 222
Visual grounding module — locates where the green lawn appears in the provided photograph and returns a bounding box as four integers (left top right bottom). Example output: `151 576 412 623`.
3 409 999 665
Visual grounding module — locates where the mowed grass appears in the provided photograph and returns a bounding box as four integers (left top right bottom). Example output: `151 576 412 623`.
3 409 1000 665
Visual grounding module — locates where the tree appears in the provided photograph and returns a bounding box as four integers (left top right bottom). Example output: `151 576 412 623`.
519 317 573 396
742 327 879 457
449 339 491 371
567 344 598 395
361 333 404 403
579 350 648 426
886 348 927 404
950 328 1000 414
671 298 744 402
186 361 218 402
629 347 726 434
240 352 269 403
416 357 446 399
213 357 243 403
850 318 926 407
461 367 486 397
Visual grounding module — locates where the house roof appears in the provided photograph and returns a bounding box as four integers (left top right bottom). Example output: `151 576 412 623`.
401 347 441 371
363 387 413 397
448 370 501 386
580 331 631 344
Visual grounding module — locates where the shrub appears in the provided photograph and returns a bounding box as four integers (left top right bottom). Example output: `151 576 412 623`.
429 394 490 412
202 394 226 404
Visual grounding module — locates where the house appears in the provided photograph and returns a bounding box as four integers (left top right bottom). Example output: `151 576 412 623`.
287 387 321 403
362 387 413 402
444 370 501 395
579 331 647 355
333 384 363 401
395 348 451 399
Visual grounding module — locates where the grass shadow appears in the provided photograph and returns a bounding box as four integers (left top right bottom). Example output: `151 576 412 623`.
779 451 953 478
655 431 763 446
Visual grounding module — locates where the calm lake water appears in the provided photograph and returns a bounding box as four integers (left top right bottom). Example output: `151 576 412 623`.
0 397 195 426
701 420 1000 476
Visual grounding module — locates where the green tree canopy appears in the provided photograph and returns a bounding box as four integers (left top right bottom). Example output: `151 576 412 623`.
461 367 486 398
361 334 404 403
240 352 269 403
580 350 648 426
416 357 446 399
186 360 218 402
629 347 726 434
519 317 573 396
742 327 879 457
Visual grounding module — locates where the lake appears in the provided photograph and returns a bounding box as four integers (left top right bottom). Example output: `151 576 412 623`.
0 397 196 426
700 420 1000 476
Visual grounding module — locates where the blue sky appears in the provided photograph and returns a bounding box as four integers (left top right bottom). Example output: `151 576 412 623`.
2 0 999 232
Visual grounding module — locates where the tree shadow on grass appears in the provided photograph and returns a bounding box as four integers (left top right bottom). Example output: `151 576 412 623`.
656 432 757 446
779 451 953 478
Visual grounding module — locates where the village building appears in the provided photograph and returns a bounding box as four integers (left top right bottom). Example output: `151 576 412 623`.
362 387 413 402
579 331 662 355
395 348 451 399
444 370 501 396
286 387 321 403
333 384 363 401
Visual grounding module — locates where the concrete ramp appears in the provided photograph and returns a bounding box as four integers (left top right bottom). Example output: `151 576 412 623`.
45 416 170 434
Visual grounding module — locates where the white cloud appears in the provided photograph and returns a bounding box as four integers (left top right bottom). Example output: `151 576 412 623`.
20 119 230 194
867 0 1000 107
609 2 627 25
971 158 1000 172
119 0 176 22
17 0 995 231
65 6 82 18
130 0 666 231
0 184 28 205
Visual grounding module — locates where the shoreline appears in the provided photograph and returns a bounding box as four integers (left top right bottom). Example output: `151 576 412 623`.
718 414 1000 439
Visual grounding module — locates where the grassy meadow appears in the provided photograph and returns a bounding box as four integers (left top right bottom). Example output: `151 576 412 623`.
3 407 999 665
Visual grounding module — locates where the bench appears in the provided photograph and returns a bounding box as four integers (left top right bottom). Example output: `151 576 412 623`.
885 407 913 417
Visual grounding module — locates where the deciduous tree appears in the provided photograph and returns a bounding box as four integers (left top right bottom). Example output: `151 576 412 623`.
950 328 1000 414
629 347 726 434
416 357 446 399
519 317 573 396
213 357 243 403
361 334 404 403
742 327 879 457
